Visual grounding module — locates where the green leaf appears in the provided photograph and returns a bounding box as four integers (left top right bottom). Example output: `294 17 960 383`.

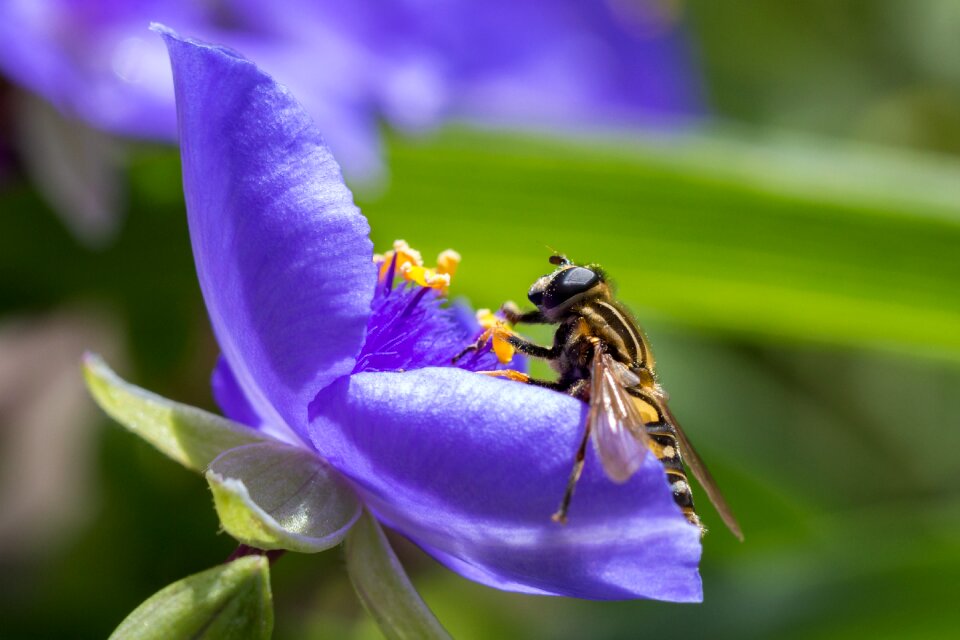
83 353 266 472
361 128 960 361
345 511 451 640
110 555 273 640
207 441 361 553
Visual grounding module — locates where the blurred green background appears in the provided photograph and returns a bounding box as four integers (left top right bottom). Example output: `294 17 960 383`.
2 1 960 638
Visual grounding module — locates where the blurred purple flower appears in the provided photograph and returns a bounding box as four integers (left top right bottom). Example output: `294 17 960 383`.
0 0 383 184
0 0 702 180
162 26 702 601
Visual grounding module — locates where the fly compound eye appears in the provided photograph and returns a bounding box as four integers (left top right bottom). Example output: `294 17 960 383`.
543 266 600 309
528 287 544 306
527 274 550 306
554 266 600 298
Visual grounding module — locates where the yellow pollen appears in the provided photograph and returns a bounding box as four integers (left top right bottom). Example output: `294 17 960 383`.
402 263 450 289
478 369 530 383
475 309 517 364
376 241 460 293
392 239 423 265
376 239 424 282
476 308 499 329
436 249 461 279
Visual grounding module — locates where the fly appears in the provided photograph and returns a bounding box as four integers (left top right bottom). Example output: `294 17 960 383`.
458 254 743 539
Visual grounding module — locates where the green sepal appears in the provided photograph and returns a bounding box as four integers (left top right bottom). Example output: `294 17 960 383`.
83 353 266 472
345 511 451 640
110 555 273 640
207 441 361 553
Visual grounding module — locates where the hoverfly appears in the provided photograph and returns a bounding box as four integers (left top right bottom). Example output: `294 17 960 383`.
461 254 742 539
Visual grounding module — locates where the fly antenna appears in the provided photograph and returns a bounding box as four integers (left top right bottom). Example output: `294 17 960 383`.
545 245 570 266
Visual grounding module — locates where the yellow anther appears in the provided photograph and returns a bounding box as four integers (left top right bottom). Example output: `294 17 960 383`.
474 308 516 364
402 263 450 289
376 241 459 292
377 239 425 282
436 249 461 279
491 333 516 364
430 272 452 288
476 308 499 329
392 239 423 265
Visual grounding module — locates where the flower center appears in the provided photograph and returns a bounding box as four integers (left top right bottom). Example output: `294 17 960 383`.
375 240 459 293
353 241 509 374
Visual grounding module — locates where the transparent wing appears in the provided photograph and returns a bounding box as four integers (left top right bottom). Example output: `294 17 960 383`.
588 351 649 483
658 400 744 541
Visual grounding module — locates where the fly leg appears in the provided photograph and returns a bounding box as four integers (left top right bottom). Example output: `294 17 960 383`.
451 334 490 363
453 303 555 364
477 370 589 398
470 330 565 384
500 302 551 325
553 378 590 524
452 324 561 364
473 366 592 523
505 333 562 360
463 321 563 389
456 313 563 366
552 384 591 524
475 369 570 391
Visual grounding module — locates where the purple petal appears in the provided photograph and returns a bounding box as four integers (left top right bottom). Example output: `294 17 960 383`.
308 368 702 601
355 281 504 375
0 1 201 138
0 3 383 179
211 355 307 446
160 26 376 443
211 356 260 429
209 356 301 447
446 0 704 127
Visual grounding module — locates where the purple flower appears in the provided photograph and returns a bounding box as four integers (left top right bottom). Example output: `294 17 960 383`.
162 26 702 601
381 0 704 130
0 0 382 176
0 1 702 179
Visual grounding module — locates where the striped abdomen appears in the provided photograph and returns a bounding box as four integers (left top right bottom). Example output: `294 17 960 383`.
577 300 702 531
626 386 703 532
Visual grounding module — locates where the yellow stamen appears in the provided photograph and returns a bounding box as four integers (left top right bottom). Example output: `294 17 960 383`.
376 241 460 293
475 308 517 364
478 369 529 383
476 308 498 329
436 249 461 279
392 239 423 265
377 239 424 282
401 263 450 290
